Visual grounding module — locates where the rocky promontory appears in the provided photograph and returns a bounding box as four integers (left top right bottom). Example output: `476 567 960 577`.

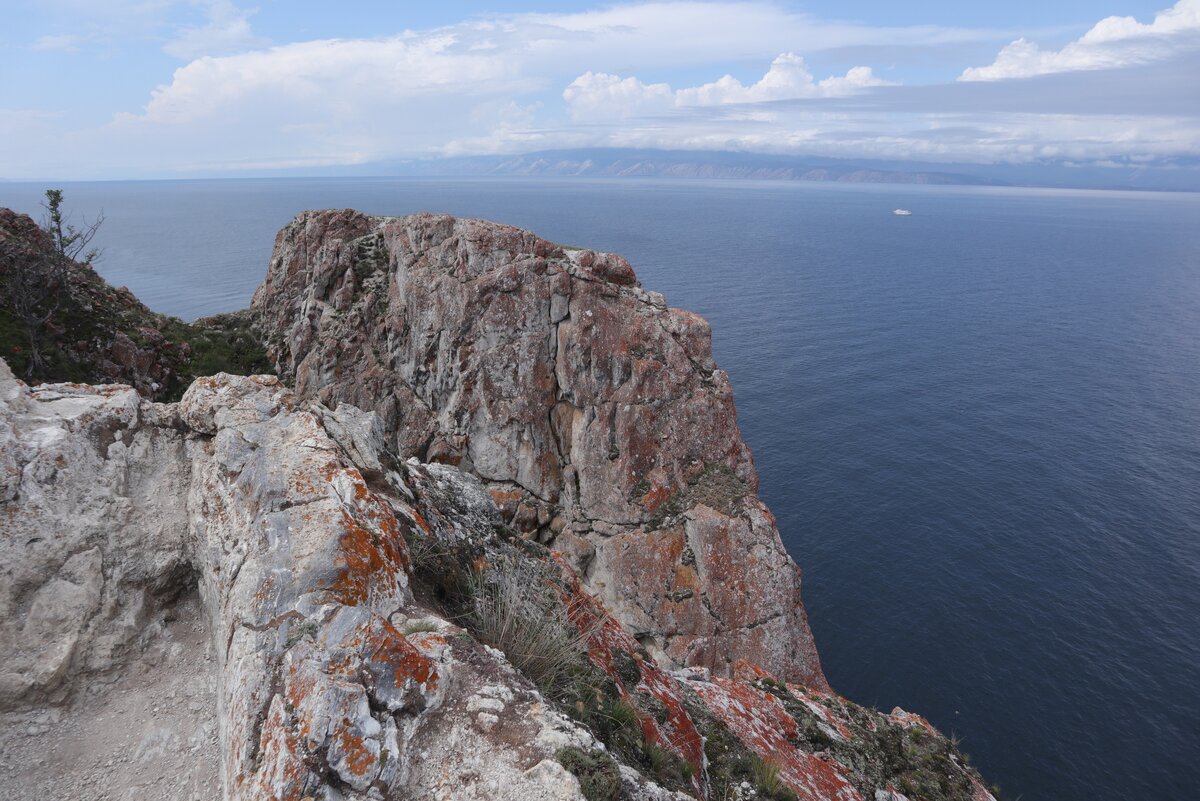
0 208 270 400
0 208 996 801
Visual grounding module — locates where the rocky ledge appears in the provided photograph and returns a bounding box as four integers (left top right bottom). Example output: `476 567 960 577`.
0 209 996 801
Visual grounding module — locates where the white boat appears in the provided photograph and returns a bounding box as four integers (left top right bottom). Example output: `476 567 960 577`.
893 209 913 216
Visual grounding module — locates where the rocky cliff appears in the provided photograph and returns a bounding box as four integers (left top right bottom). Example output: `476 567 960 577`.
251 210 822 687
0 209 997 801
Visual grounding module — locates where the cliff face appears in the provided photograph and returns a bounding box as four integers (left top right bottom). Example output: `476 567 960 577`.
251 210 823 687
0 208 997 801
0 359 995 801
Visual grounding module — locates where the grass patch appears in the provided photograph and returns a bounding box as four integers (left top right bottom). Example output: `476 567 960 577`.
751 757 798 801
462 557 595 692
401 619 441 635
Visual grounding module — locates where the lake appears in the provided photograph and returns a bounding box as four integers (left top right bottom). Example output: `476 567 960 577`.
2 176 1198 801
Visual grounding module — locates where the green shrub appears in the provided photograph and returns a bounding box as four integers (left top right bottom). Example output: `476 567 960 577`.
557 746 622 801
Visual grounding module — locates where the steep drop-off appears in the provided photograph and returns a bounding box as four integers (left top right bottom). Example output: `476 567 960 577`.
252 210 821 686
0 208 997 801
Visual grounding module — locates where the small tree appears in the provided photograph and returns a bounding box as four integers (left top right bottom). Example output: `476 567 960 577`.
41 188 104 264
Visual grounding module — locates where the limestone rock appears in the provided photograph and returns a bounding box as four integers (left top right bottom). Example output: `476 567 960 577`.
251 210 825 686
0 362 688 800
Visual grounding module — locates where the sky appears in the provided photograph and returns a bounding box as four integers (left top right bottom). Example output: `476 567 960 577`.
1 0 1198 179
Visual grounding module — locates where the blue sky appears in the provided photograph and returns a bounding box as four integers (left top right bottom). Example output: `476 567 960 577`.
1 0 1197 178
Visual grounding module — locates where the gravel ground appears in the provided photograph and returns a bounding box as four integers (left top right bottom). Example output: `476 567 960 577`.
0 592 221 800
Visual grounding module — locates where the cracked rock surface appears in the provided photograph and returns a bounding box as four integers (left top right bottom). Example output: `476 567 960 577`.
0 359 687 801
251 210 824 686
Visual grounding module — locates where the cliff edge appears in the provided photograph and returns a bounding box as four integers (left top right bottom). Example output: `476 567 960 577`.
0 207 998 801
251 210 822 686
0 208 270 400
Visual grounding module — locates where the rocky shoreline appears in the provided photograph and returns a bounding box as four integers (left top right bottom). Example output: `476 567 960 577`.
0 207 996 801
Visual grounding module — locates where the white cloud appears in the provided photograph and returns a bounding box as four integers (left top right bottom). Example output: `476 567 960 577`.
5 1 1200 178
961 0 1200 80
675 53 893 105
126 32 529 126
564 54 893 121
562 73 675 120
31 34 82 52
163 0 268 60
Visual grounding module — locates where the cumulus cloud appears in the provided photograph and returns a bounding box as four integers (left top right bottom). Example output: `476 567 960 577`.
562 73 674 120
961 0 1200 80
163 0 268 60
564 54 893 121
676 54 893 105
5 0 1200 178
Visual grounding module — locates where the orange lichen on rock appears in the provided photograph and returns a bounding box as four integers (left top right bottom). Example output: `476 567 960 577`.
361 615 439 697
325 466 412 607
332 723 377 781
248 696 312 801
689 676 864 801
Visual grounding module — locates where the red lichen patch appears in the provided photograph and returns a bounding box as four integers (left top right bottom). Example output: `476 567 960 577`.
332 721 377 780
248 696 310 801
487 487 525 515
732 659 776 684
551 554 707 797
407 631 447 650
640 482 672 514
326 512 403 605
361 615 439 694
410 509 432 534
325 466 412 606
887 707 937 736
785 686 853 742
689 677 863 801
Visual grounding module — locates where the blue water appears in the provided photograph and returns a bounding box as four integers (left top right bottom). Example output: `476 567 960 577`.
3 178 1198 801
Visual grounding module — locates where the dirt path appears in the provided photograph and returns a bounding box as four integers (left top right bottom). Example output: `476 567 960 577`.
0 592 221 800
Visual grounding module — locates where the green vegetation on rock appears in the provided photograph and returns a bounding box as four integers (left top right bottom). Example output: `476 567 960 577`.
556 746 622 801
0 199 273 399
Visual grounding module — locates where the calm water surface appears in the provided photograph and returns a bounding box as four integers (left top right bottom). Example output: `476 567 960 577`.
3 178 1198 801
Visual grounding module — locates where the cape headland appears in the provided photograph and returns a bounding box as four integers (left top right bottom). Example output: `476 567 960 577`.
0 207 997 801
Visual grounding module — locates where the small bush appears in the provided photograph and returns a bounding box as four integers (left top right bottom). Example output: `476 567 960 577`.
462 558 595 692
557 746 622 801
402 619 440 635
751 757 798 801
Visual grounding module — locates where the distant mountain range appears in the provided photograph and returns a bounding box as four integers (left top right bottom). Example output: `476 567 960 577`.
392 149 992 186
9 148 1197 191
333 148 1197 192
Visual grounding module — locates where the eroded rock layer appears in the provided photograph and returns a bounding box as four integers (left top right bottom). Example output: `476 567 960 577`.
251 210 823 686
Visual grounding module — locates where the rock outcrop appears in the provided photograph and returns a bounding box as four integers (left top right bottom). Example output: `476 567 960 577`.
0 359 996 801
1 208 998 801
0 360 685 800
251 210 823 686
0 208 270 400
